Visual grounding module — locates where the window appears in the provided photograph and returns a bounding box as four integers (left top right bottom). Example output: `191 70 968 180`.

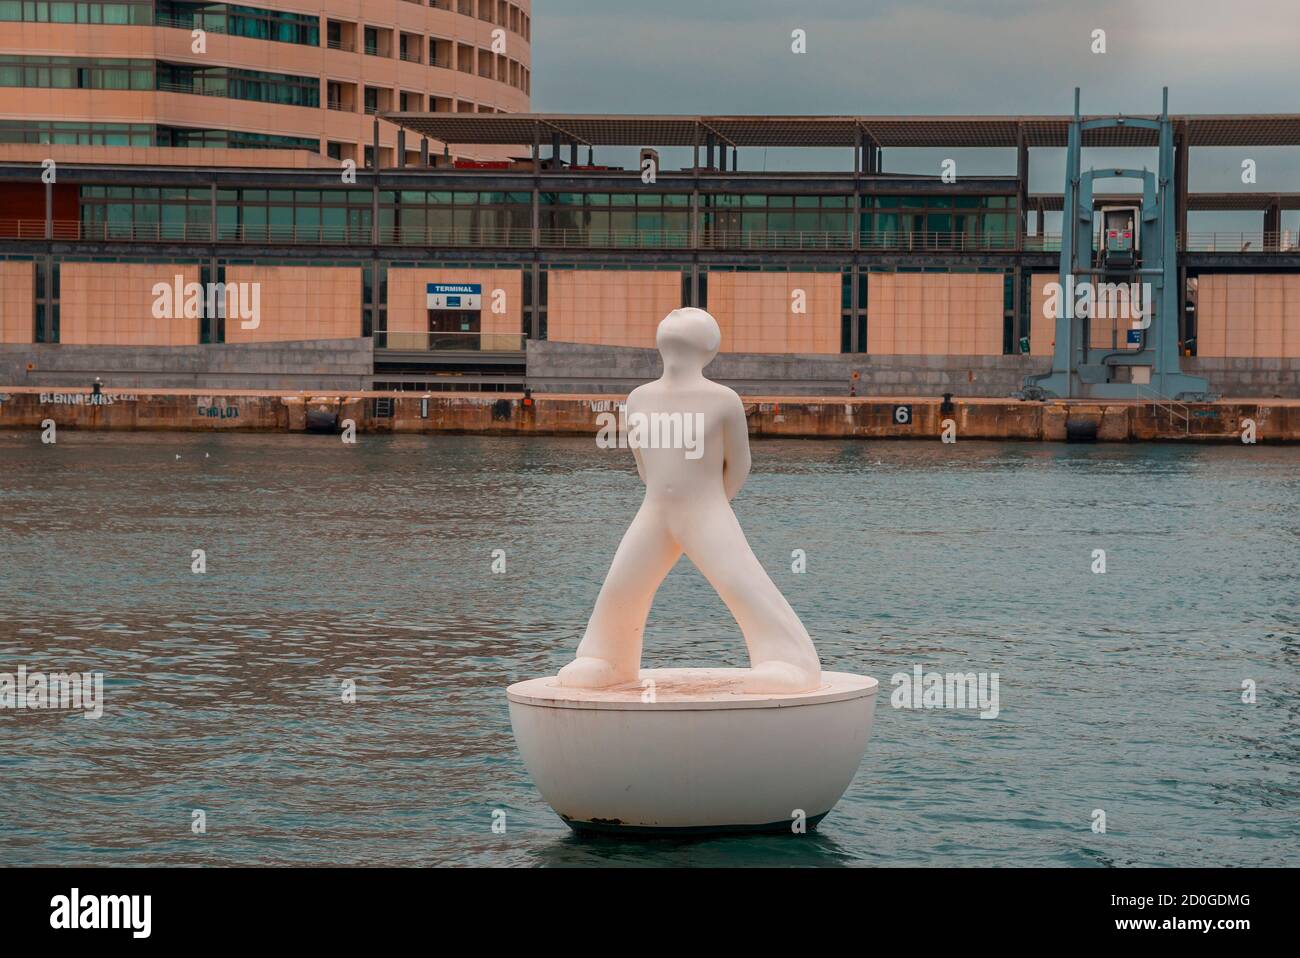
0 55 154 90
0 1 151 25
0 119 152 145
156 61 319 107
154 3 320 45
155 125 319 150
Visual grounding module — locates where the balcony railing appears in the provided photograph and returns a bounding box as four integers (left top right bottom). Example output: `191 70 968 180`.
1182 231 1297 253
5 221 1297 255
155 17 227 34
327 39 354 52
855 230 1017 252
1023 232 1299 254
399 50 424 63
376 330 526 351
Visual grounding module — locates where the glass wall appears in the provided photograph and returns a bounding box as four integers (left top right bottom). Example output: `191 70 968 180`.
218 189 372 242
390 191 532 244
155 126 318 151
69 185 1024 250
540 192 691 248
79 186 212 240
865 195 1017 249
702 194 851 248
0 55 153 89
0 1 151 23
0 119 152 145
155 62 319 107
154 2 321 45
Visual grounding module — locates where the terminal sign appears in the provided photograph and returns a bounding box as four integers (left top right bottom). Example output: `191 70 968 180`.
428 283 482 310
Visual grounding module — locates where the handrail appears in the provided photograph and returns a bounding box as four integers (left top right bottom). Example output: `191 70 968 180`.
1135 384 1189 433
1024 231 1298 253
154 17 227 33
1180 231 1296 253
376 330 526 351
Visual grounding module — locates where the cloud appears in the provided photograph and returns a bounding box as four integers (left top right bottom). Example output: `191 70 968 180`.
534 0 1300 115
529 0 1300 227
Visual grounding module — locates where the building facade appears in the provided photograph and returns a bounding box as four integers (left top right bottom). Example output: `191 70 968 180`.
0 0 532 165
1 113 1298 394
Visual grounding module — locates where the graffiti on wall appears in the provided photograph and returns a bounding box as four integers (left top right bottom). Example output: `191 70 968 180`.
39 393 138 406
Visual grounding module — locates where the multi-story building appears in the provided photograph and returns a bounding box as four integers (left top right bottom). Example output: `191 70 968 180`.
1 111 1298 397
0 0 531 165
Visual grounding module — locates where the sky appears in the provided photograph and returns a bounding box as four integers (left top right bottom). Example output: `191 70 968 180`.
530 0 1300 230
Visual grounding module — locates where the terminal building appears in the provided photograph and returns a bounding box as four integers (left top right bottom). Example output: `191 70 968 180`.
1 108 1299 397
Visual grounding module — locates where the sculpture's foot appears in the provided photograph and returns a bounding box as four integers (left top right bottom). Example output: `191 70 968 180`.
557 656 638 689
742 660 821 695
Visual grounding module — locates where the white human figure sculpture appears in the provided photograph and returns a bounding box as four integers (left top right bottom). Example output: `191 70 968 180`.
558 307 822 694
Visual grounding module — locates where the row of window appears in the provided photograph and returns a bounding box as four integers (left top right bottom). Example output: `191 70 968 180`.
0 120 155 146
155 126 320 150
75 187 1021 247
0 56 154 90
0 119 315 149
155 2 320 45
0 0 149 23
534 193 1018 210
0 1 531 94
0 55 520 112
0 56 321 106
434 0 530 41
1 0 531 40
77 187 1020 210
156 61 319 106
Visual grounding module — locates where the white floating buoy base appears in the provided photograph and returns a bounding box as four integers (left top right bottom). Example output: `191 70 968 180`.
507 667 878 835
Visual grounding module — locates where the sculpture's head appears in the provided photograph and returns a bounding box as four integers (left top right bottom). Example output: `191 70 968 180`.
656 308 721 371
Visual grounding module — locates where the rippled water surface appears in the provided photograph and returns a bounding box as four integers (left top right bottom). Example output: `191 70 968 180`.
0 431 1297 867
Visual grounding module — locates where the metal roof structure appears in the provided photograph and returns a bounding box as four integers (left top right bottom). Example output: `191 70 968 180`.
384 113 1300 149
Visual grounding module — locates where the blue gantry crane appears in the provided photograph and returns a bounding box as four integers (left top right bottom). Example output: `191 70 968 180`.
1021 89 1213 401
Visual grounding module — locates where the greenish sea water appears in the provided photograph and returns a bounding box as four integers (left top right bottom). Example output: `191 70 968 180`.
0 432 1296 866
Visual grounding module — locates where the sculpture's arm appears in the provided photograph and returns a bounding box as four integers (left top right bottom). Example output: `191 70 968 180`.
626 392 647 484
721 392 751 500
631 441 647 484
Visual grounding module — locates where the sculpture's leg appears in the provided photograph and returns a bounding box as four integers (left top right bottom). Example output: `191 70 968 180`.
678 506 822 694
558 506 682 688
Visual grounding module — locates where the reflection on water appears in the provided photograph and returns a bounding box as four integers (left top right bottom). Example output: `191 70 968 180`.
0 432 1297 866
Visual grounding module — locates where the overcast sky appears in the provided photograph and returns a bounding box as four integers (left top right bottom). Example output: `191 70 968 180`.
531 0 1300 228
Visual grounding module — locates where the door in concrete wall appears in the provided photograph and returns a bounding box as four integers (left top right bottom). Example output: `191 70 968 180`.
428 308 481 350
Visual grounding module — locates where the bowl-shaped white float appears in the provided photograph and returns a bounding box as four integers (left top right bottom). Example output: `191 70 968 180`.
507 667 878 834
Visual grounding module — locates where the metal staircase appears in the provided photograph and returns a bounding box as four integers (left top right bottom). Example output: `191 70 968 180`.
1135 384 1189 435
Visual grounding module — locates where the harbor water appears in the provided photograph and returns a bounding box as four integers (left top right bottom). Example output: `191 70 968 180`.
1 432 1296 866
